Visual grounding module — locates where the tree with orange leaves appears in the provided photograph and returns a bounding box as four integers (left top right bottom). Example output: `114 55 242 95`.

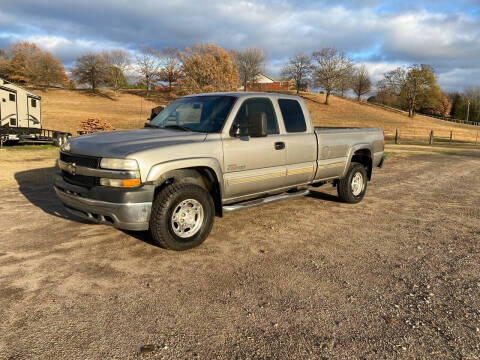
178 43 238 94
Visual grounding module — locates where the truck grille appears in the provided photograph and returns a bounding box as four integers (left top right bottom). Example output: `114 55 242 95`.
62 171 98 187
60 152 100 168
60 152 100 187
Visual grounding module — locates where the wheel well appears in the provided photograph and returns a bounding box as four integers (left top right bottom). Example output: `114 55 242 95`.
351 149 372 180
153 167 223 217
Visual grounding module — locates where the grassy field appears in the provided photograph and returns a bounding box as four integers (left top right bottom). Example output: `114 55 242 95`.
29 88 480 143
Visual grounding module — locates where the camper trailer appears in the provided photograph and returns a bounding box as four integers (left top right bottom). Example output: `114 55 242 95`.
0 78 70 145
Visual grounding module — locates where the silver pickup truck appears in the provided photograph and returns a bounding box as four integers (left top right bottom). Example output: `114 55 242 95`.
54 92 384 250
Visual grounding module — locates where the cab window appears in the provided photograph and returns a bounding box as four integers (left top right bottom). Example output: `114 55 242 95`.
231 98 279 136
278 99 307 133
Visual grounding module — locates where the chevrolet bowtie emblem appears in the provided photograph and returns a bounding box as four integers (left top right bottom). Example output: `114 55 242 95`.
68 162 77 175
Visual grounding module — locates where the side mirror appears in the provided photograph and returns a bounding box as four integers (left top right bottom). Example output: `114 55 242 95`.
230 123 242 137
248 112 268 137
149 105 164 121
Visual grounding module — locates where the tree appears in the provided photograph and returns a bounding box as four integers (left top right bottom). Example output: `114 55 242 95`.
351 64 372 101
136 46 162 97
450 92 465 119
0 42 68 89
104 49 131 99
312 47 354 105
232 47 266 91
178 43 238 94
377 64 439 117
0 42 40 83
71 52 110 91
463 87 480 122
280 52 312 94
30 52 68 89
158 47 182 92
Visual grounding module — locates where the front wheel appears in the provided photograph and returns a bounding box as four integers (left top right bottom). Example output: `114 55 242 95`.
149 183 215 250
337 163 368 203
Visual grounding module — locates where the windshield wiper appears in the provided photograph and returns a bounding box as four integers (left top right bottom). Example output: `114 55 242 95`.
163 124 191 131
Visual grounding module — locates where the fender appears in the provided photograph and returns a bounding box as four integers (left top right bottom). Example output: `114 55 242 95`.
341 143 372 178
146 157 224 194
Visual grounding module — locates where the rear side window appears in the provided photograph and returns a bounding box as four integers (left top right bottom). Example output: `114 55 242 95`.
278 99 307 133
9 93 15 102
232 98 279 136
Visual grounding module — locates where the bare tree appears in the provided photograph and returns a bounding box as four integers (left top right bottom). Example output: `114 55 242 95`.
71 52 110 91
232 48 267 91
351 64 372 101
158 47 182 92
336 71 353 97
280 52 312 94
136 46 162 97
104 49 131 99
378 64 438 117
312 47 354 104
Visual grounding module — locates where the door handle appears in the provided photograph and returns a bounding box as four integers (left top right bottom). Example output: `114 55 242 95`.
275 142 285 150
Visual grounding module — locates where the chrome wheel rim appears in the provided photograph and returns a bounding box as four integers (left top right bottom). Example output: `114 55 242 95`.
351 172 365 196
171 199 204 238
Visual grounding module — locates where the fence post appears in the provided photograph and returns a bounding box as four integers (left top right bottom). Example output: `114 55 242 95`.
429 130 434 145
450 131 453 144
395 129 399 144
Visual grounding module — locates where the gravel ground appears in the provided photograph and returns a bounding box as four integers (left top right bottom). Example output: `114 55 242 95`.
0 152 479 359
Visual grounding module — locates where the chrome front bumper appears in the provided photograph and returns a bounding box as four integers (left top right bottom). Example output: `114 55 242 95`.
54 185 151 231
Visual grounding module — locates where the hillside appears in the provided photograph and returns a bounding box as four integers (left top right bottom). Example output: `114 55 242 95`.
37 88 172 134
303 93 479 143
34 88 480 142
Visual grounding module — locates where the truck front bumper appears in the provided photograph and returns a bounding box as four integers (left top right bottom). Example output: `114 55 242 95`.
54 175 152 231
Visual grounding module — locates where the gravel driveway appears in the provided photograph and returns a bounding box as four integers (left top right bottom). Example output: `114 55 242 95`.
1 152 479 359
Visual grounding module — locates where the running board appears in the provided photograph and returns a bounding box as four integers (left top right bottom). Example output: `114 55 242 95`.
223 189 310 212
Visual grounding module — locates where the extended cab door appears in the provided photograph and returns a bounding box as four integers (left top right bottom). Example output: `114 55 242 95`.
222 97 286 200
277 98 317 187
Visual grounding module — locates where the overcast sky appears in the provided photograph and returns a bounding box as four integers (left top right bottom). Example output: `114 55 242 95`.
1 0 479 91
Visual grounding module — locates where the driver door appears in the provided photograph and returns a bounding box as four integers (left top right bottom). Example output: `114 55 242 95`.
222 97 286 200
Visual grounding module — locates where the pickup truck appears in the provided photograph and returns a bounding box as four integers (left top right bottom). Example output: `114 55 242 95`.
54 92 384 250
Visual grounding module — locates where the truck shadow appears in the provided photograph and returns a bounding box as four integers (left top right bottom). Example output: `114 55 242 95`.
306 189 341 203
14 166 90 224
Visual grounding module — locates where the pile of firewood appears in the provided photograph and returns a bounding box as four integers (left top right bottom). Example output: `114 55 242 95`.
77 118 115 135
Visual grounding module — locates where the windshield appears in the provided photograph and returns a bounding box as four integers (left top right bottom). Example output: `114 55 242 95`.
149 95 237 133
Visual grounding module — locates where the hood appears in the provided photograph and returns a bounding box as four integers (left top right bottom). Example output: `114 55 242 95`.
67 129 207 158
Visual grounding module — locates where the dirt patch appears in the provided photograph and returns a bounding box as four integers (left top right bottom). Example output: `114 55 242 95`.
0 151 479 359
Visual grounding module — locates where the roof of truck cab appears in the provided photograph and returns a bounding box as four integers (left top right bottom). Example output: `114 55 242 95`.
182 92 302 99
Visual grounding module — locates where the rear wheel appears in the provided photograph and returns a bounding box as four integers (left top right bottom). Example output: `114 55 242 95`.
337 163 367 203
149 183 215 250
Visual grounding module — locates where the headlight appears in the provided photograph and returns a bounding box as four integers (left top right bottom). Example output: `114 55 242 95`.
100 158 139 171
60 139 71 152
100 178 141 187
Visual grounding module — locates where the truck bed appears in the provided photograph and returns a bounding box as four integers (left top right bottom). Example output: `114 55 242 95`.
315 126 383 134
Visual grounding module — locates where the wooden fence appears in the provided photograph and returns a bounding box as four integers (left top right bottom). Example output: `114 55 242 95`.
385 129 480 145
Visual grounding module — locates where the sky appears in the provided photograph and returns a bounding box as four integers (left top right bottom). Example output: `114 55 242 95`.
1 0 479 92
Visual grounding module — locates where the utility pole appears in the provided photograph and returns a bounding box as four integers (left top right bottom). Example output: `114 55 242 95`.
466 100 470 122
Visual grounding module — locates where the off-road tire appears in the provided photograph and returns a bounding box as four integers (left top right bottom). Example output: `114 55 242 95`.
149 183 215 250
337 163 368 204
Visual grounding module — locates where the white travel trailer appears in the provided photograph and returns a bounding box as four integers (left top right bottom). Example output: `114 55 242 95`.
0 78 69 145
